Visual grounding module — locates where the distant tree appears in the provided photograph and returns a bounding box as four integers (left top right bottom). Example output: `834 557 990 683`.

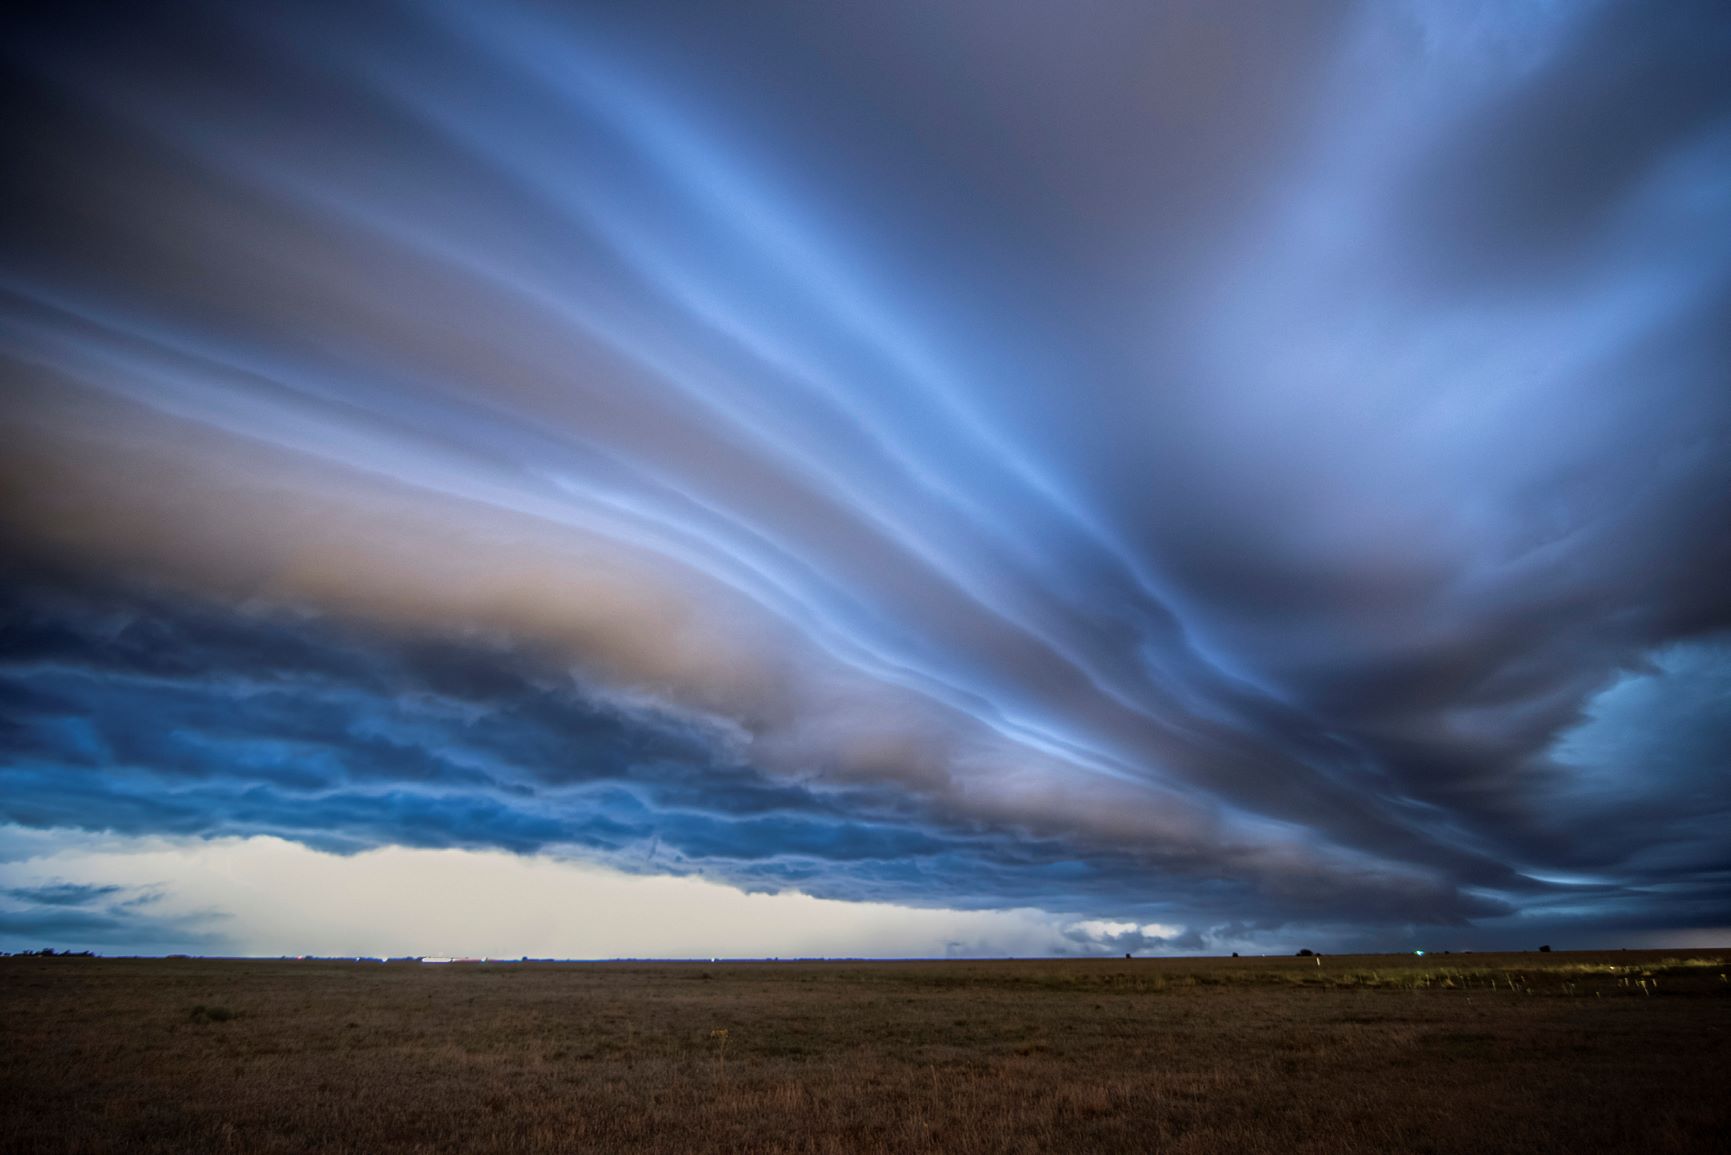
1295 948 1314 957
1231 952 1239 958
1539 944 1552 952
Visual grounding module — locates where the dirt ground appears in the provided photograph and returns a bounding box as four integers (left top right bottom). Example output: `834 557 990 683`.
2 949 1726 1153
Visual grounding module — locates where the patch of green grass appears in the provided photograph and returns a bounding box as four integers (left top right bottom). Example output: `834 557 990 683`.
187 1004 237 1023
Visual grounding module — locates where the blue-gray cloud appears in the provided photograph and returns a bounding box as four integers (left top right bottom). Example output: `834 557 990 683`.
0 873 220 953
6 881 124 906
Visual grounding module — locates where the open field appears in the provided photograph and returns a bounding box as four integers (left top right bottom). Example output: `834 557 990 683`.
3 950 1727 1153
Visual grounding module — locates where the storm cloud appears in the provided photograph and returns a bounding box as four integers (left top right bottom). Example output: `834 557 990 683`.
2 0 1728 953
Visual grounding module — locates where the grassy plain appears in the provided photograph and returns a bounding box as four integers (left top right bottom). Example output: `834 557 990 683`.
2 949 1727 1153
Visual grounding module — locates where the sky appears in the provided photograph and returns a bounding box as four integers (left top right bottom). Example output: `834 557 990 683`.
2 0 1729 959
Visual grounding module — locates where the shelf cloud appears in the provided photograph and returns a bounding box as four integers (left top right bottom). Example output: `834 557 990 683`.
3 0 1729 954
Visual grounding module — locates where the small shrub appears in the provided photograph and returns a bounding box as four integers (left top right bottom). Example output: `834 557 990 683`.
189 1004 237 1023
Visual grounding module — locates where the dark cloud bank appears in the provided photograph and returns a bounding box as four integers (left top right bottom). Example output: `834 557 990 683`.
2 0 1730 953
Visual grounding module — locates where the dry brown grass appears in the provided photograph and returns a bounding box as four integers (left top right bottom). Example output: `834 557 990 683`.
2 949 1726 1153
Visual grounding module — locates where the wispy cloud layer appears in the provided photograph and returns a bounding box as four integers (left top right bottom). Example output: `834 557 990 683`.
3 0 1729 953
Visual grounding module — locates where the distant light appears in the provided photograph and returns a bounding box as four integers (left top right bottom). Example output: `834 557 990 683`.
1415 949 1426 956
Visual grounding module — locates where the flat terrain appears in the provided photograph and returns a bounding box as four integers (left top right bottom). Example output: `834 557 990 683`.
2 950 1727 1153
